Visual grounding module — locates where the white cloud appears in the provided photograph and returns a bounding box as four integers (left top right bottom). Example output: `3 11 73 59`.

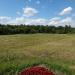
60 17 73 26
60 17 72 23
8 17 26 25
10 17 73 26
23 7 38 17
17 11 21 15
26 18 48 25
0 16 11 24
0 16 74 27
14 18 48 25
48 17 61 26
59 7 72 15
50 17 61 21
48 17 74 26
48 21 59 25
7 17 48 25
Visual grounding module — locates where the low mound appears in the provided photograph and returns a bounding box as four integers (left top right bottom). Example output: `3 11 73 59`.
19 66 55 75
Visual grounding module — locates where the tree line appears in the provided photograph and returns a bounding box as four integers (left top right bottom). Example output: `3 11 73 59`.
0 24 75 35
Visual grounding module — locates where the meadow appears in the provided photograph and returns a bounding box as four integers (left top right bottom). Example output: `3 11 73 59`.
0 34 75 75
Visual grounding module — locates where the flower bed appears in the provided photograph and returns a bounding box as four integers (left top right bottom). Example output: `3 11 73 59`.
19 66 55 75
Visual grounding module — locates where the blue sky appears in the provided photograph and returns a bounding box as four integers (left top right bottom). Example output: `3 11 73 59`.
0 0 75 26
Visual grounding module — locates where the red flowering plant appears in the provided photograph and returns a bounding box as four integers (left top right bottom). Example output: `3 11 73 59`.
19 66 55 75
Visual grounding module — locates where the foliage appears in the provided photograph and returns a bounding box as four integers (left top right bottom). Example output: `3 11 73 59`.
0 24 73 35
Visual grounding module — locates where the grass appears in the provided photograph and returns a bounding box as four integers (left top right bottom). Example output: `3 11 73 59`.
0 34 75 75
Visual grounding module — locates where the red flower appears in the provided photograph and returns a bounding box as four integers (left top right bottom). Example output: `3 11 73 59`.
19 66 55 75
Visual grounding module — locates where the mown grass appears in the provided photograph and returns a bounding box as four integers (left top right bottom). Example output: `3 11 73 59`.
0 34 75 75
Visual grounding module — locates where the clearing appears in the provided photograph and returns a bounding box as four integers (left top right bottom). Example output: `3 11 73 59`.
0 34 75 75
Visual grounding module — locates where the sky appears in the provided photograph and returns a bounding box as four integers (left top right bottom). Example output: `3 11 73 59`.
0 0 75 26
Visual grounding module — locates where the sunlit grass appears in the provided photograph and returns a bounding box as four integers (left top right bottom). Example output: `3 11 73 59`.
0 34 75 75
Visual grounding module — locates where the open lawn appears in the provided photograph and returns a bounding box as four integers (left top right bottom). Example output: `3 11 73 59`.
0 34 75 75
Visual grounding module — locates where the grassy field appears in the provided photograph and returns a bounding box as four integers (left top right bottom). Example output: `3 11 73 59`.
0 34 75 75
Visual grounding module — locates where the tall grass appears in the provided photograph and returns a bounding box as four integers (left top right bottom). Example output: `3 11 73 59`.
0 34 75 75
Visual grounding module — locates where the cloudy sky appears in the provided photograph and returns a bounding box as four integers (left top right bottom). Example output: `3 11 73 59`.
0 0 75 26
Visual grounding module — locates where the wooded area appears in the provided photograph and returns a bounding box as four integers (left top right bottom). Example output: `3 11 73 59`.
0 24 75 35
